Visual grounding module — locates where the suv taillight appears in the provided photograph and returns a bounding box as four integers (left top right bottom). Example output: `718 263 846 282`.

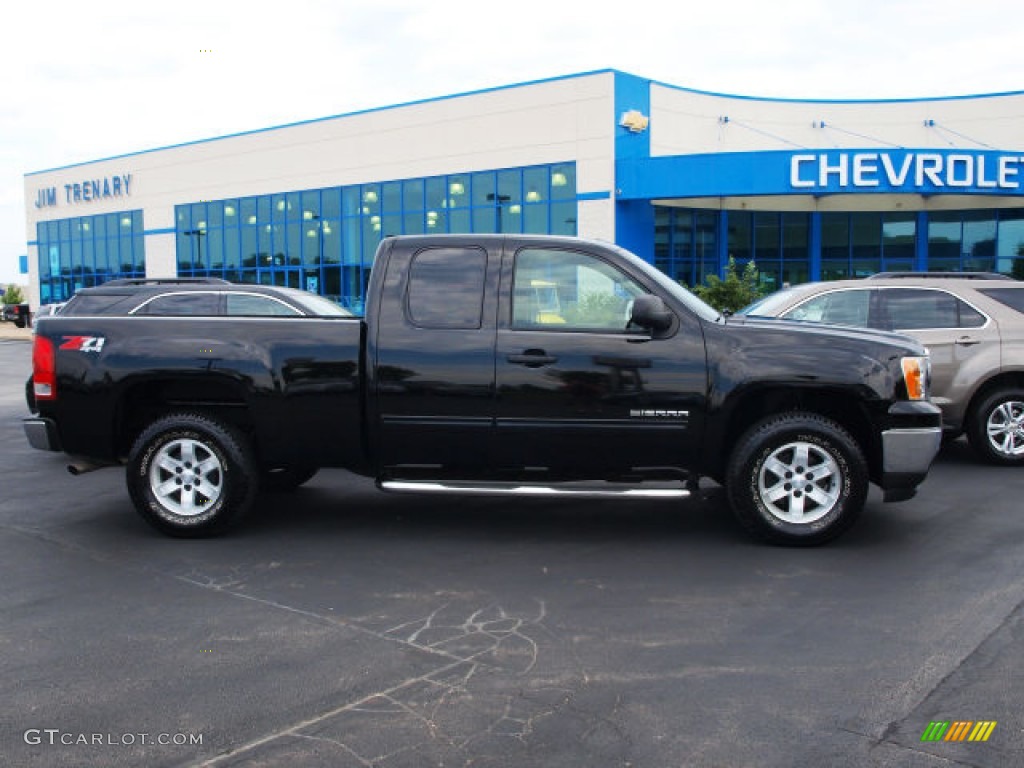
33 335 56 401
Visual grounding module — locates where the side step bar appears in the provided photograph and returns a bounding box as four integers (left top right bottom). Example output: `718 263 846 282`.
380 480 690 500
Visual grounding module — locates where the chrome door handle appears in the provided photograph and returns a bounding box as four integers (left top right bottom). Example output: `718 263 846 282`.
955 336 981 347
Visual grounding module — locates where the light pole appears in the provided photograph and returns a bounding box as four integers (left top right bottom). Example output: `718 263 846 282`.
486 193 511 232
307 214 325 295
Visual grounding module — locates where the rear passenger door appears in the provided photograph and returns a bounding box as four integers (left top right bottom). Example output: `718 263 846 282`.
373 244 498 476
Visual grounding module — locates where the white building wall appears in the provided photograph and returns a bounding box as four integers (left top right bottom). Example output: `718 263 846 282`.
650 84 1024 156
24 72 618 306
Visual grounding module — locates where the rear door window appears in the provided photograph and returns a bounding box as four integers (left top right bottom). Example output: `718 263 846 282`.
879 289 986 330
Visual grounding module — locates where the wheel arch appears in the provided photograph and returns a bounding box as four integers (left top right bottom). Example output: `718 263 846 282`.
709 385 881 483
963 371 1024 428
113 375 252 459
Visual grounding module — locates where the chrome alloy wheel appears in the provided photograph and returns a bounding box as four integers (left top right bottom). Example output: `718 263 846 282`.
757 441 841 524
986 400 1024 458
148 438 224 517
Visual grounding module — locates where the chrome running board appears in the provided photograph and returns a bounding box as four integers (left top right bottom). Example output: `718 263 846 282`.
379 480 690 499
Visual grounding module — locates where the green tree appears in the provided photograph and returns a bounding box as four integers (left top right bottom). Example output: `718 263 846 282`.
692 257 763 313
3 284 25 305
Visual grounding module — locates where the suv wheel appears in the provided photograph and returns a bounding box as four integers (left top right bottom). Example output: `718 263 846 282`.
967 389 1024 465
726 413 868 546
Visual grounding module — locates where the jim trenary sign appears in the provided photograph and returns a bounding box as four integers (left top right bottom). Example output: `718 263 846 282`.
789 151 1024 193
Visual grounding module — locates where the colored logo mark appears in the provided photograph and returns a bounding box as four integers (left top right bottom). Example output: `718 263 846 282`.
921 721 997 742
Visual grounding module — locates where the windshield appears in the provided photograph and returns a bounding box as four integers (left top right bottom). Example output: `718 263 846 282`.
607 243 722 323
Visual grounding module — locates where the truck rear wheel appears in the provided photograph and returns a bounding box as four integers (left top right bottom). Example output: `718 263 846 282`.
127 412 257 537
726 413 868 546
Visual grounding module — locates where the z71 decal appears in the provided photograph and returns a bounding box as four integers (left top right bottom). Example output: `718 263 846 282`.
60 335 106 353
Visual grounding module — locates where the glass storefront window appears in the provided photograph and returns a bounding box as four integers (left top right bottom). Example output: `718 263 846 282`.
497 170 520 204
36 209 146 303
728 212 752 262
963 211 996 259
753 213 779 263
928 213 961 261
472 171 495 207
523 167 547 205
167 163 576 309
402 180 424 212
882 214 915 263
381 182 401 213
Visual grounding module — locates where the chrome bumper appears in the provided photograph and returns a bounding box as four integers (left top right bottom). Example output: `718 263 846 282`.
23 417 61 452
881 426 942 475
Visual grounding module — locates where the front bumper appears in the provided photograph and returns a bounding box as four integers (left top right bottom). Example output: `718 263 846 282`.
878 401 943 501
24 417 62 452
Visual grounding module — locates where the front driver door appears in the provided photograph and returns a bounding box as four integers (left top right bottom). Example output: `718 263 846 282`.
493 244 707 478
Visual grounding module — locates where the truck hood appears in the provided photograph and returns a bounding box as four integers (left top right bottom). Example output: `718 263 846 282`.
702 314 930 402
724 314 928 356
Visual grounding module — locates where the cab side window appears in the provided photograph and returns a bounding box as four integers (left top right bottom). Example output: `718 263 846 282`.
783 290 870 327
512 248 646 331
406 247 487 330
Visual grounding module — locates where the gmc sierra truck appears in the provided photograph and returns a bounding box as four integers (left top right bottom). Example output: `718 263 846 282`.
24 234 942 545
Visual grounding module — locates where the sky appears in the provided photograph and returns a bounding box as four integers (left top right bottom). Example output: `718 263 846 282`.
2 0 1022 287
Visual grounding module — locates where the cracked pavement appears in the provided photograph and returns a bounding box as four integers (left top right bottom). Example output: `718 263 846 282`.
1 340 1022 767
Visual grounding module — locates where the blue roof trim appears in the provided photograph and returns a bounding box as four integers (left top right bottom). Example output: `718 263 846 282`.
577 191 611 201
27 70 619 176
648 77 1024 105
144 227 175 235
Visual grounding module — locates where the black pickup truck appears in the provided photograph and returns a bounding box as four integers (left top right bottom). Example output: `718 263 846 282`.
24 234 942 545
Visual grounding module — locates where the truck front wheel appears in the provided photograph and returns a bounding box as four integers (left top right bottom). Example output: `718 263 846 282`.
127 412 257 537
726 413 868 546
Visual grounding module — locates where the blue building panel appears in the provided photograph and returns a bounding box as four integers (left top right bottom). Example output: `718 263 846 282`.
618 149 1024 200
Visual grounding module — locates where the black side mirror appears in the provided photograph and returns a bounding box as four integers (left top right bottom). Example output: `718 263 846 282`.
630 295 673 332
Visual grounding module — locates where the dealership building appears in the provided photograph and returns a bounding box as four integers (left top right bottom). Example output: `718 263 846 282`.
22 69 1024 310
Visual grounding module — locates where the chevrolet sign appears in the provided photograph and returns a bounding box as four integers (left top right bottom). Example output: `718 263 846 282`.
620 110 650 134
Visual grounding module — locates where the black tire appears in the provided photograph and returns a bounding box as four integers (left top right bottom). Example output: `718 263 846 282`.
726 412 868 546
966 389 1024 465
260 465 319 492
127 412 257 537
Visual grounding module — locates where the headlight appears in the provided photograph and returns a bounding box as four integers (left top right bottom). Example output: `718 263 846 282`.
900 356 930 401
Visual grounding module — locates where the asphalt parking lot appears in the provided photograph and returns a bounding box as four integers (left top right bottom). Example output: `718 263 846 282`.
1 336 1022 767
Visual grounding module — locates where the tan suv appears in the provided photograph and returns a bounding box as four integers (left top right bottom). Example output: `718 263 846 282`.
739 273 1024 465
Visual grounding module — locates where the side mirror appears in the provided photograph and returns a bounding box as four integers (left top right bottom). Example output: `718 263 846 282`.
630 294 673 332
